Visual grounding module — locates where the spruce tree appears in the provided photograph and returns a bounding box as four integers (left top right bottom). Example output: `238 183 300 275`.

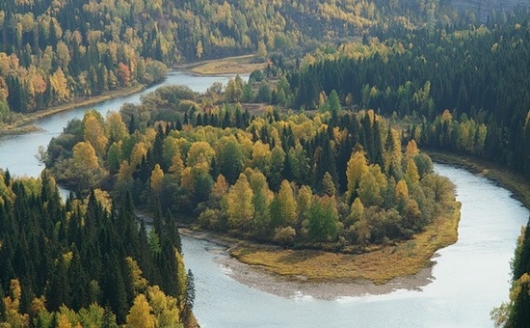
514 219 530 280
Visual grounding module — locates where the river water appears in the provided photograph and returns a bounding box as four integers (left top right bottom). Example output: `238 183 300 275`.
0 72 238 178
0 72 527 327
184 164 528 327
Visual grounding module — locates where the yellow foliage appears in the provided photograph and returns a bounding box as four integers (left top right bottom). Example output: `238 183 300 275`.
126 294 156 328
84 113 108 155
405 139 420 158
406 159 420 184
127 257 148 294
50 67 69 101
186 141 215 168
117 160 134 184
180 167 193 193
150 164 164 194
346 150 369 200
168 152 184 184
92 189 112 214
57 314 73 328
62 251 73 266
147 285 180 327
174 251 188 309
10 279 21 301
251 140 272 173
73 142 99 171
226 173 254 230
30 296 47 316
105 111 128 143
395 179 409 201
130 142 147 168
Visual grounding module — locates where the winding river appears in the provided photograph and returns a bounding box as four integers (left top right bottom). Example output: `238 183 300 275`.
0 72 527 327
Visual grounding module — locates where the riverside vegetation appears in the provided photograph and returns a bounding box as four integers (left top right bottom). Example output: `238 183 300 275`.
43 77 460 283
0 170 195 327
40 9 530 324
3 0 530 327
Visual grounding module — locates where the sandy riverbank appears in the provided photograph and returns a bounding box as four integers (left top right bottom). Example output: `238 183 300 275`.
216 255 434 300
181 229 435 300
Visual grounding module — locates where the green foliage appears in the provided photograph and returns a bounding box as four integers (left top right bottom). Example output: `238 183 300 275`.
308 196 339 242
46 85 454 250
0 173 189 326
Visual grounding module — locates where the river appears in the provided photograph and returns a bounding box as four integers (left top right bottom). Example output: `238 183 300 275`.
0 71 239 178
184 164 528 327
0 72 527 327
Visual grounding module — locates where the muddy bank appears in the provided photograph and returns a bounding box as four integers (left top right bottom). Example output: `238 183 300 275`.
180 228 435 300
216 254 434 300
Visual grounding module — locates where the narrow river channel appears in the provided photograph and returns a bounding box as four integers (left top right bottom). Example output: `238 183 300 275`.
0 72 526 327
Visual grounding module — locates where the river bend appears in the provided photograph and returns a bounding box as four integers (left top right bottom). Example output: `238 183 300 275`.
0 73 526 327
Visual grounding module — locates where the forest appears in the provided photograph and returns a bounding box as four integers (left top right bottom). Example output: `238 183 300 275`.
43 83 457 252
274 14 530 327
0 169 194 327
0 0 468 125
3 0 530 326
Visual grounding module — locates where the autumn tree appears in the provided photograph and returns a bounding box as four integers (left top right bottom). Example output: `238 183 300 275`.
69 141 107 190
345 150 369 203
226 173 254 231
83 110 109 156
125 294 155 328
269 180 297 229
150 164 164 195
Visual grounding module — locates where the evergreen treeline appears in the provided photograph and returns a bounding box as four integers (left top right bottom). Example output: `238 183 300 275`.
44 87 457 250
493 220 530 327
277 16 530 327
0 170 193 327
287 18 530 180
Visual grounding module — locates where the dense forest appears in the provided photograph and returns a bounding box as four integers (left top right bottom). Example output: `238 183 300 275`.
43 85 457 251
3 0 530 326
287 16 530 181
0 169 194 327
275 15 530 327
0 0 473 124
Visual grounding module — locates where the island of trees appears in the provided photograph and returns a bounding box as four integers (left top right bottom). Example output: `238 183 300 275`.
43 79 458 262
4 0 530 327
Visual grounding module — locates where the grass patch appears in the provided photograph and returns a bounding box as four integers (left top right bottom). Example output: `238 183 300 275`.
189 54 266 75
231 203 460 284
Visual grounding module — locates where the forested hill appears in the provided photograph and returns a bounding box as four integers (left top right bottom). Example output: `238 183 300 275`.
0 0 466 121
449 0 530 22
288 20 530 179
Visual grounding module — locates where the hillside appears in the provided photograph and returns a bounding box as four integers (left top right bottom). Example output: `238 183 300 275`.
449 0 530 21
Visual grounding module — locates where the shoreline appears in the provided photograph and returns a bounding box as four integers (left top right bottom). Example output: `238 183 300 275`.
0 53 260 136
427 150 530 209
180 228 436 299
215 253 435 300
0 84 145 136
181 151 530 300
